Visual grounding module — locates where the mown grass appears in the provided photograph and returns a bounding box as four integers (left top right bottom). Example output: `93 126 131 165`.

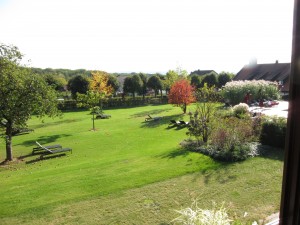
0 104 283 224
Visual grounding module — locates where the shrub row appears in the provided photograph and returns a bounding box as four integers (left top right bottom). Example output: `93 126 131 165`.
221 80 281 105
58 96 168 110
184 102 287 162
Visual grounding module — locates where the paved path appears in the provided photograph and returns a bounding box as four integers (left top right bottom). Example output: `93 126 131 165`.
249 101 288 118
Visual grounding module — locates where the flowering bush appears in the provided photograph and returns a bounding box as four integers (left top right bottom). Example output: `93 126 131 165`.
172 201 232 225
209 117 256 161
221 80 280 105
172 201 258 225
232 103 249 118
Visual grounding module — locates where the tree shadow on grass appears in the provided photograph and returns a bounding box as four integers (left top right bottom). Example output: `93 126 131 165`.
17 153 34 160
140 114 186 129
18 134 72 147
130 108 172 118
193 145 284 185
256 145 284 161
197 163 236 185
157 147 190 159
31 118 83 129
25 153 68 164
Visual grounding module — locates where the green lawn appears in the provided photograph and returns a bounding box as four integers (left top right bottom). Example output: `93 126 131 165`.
0 104 283 224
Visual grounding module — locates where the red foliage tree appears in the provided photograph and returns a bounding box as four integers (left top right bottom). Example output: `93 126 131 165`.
168 79 196 113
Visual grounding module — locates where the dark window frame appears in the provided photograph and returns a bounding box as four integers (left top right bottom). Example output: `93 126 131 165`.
280 0 300 224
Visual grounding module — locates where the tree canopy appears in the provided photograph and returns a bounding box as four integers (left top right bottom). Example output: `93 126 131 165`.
77 71 113 131
201 73 218 87
67 75 90 99
168 79 195 113
190 75 202 89
43 73 67 91
138 73 148 99
89 71 113 96
107 74 120 94
218 72 234 87
123 76 135 96
165 70 179 92
147 75 163 97
0 44 60 161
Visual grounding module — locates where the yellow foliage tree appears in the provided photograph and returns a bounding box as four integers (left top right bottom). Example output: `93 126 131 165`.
77 71 114 131
89 71 113 96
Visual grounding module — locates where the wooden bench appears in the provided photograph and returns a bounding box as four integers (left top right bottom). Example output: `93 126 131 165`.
35 142 72 159
96 114 111 119
32 141 62 154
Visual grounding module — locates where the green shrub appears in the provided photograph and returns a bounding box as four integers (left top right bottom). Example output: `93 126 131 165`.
210 143 252 162
221 80 280 105
232 103 249 118
208 117 256 161
260 116 286 148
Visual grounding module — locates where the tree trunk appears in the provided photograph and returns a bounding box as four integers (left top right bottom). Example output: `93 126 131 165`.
5 123 13 161
203 127 208 143
92 113 95 130
183 103 187 114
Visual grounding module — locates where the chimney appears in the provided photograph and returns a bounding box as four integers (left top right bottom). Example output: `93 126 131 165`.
249 58 257 67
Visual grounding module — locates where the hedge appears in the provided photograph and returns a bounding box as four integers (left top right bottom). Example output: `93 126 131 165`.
58 96 168 110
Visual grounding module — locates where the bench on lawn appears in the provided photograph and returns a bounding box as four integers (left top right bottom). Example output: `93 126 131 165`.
169 120 180 126
35 141 72 159
145 114 163 121
32 141 62 154
96 114 111 119
179 120 189 126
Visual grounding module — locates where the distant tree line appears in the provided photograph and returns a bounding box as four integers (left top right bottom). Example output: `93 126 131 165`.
31 66 235 109
190 71 235 89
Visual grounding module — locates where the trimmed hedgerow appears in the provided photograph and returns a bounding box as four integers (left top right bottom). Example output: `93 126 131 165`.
260 116 286 148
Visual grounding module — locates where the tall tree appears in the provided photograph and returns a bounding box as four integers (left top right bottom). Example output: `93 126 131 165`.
89 71 113 95
77 91 103 131
43 73 67 91
201 73 218 87
156 73 165 97
0 44 60 161
218 72 234 87
165 70 179 93
123 76 135 97
131 74 143 98
89 71 113 110
138 73 148 100
107 74 120 95
147 75 163 97
67 75 89 99
190 75 202 89
176 66 188 79
77 71 113 131
168 79 195 114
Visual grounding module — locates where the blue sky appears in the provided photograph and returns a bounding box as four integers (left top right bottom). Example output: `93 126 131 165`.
0 0 294 74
